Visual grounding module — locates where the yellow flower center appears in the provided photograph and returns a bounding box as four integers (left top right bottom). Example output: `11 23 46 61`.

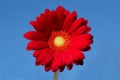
48 31 71 52
54 36 65 47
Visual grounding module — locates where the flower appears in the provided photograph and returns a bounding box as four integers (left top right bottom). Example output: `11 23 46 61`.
24 5 93 72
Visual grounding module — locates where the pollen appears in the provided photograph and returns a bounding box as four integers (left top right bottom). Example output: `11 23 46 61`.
48 31 70 52
54 36 65 47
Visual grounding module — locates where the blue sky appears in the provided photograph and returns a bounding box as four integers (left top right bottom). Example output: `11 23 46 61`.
0 0 120 80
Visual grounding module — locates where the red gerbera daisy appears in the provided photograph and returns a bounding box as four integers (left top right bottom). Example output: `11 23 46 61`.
24 5 93 72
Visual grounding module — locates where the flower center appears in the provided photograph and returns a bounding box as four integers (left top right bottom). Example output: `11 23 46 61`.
54 36 65 47
48 31 70 52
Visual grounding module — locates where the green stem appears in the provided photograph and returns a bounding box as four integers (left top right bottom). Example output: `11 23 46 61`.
53 70 59 80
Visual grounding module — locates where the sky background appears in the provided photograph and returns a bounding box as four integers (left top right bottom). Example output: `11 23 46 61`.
0 0 120 80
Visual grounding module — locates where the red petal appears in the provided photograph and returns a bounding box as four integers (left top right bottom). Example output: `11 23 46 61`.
68 49 85 61
48 11 58 31
56 5 66 16
59 65 65 72
56 6 66 30
61 51 73 65
67 64 73 70
44 8 51 14
36 13 52 36
30 11 52 37
74 60 84 65
62 11 77 31
68 18 84 34
71 25 91 37
86 26 91 32
24 31 47 41
33 50 40 58
36 14 49 31
71 33 93 51
35 48 49 66
69 39 93 50
81 46 91 51
45 64 51 72
41 49 54 65
64 10 70 16
83 19 88 25
51 52 65 72
56 49 65 72
30 21 40 32
71 33 93 41
51 54 59 72
26 41 48 50
55 52 64 67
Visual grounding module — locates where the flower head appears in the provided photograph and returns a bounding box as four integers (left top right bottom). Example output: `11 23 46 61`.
24 5 93 72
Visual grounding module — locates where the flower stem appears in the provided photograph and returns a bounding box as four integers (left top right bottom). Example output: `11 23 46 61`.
53 70 59 80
